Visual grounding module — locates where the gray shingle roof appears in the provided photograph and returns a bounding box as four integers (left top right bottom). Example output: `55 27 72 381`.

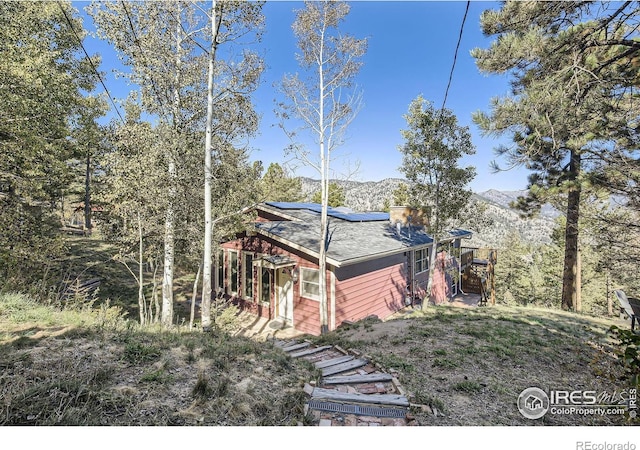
254 203 472 267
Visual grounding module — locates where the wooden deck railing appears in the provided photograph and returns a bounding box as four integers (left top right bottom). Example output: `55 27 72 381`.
460 247 497 264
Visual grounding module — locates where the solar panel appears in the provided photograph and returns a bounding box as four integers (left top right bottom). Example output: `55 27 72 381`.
448 229 472 238
327 211 389 222
265 202 389 222
266 202 321 212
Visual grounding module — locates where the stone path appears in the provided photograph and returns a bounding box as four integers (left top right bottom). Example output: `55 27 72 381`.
274 339 418 426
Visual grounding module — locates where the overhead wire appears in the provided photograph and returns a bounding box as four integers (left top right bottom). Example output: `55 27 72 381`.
56 1 125 124
439 0 471 116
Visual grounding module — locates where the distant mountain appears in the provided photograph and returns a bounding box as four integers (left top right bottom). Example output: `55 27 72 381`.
477 189 561 220
299 177 404 212
469 191 556 248
298 177 560 248
477 189 527 209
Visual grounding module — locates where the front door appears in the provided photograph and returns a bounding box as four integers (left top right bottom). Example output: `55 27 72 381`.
277 269 294 324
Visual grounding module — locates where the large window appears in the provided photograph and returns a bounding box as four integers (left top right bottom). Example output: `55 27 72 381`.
300 267 320 301
229 250 239 294
216 250 224 294
415 248 429 274
243 253 254 300
260 267 271 304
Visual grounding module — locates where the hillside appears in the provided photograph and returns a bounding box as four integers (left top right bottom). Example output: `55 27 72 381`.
0 238 634 427
466 192 557 248
0 292 635 427
299 177 559 248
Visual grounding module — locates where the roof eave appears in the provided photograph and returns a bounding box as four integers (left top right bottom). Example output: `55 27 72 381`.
254 225 437 268
334 243 434 267
255 203 304 222
254 226 342 267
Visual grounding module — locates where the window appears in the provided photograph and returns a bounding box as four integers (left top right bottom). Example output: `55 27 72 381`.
260 267 271 304
243 253 254 300
300 267 320 301
415 248 429 274
229 250 239 294
216 250 225 294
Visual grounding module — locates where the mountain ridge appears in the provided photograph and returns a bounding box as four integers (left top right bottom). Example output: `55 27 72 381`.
298 177 558 247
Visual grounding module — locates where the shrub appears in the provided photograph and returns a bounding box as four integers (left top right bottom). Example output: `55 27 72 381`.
609 325 640 385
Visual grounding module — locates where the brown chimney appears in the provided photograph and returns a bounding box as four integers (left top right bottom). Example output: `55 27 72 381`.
389 206 429 228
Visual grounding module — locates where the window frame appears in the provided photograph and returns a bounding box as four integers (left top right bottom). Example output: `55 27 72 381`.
414 247 430 275
258 264 272 305
300 267 321 301
242 252 255 300
215 249 225 294
228 249 239 295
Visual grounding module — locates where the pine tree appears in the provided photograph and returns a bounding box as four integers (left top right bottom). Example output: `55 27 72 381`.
311 182 345 207
472 1 640 310
259 163 303 203
0 1 96 291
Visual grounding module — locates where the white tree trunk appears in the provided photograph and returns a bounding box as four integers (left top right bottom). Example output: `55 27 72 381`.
162 162 176 328
424 237 438 309
137 212 145 325
161 9 183 329
190 262 202 329
317 40 330 335
202 0 219 332
423 183 440 310
319 152 329 334
152 260 159 323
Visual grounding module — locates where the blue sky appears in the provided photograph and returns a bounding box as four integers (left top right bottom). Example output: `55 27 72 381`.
78 1 529 193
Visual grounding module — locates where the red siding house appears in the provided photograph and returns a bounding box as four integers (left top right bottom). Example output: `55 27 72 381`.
216 202 471 336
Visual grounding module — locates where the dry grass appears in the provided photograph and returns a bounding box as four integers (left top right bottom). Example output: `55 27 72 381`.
1 291 635 426
326 304 633 426
0 294 314 426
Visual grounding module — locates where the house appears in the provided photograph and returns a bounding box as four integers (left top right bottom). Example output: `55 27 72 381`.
216 202 473 336
524 395 544 412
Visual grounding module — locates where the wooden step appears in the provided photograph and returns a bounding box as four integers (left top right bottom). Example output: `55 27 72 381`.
274 339 296 348
289 345 333 358
283 342 310 352
311 387 409 407
314 355 353 369
322 359 368 377
322 373 393 385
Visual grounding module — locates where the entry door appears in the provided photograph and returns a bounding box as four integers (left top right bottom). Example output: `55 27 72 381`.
278 269 294 324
